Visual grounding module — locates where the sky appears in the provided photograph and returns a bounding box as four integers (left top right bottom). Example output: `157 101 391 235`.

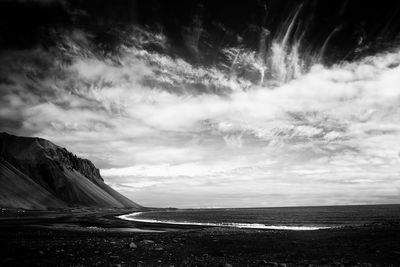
1 0 400 208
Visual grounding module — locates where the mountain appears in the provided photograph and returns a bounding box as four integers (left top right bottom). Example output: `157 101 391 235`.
0 132 141 210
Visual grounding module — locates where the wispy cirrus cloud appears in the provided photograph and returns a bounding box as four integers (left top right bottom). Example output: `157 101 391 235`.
1 27 400 207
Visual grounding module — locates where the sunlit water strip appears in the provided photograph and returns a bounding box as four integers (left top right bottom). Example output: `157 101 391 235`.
117 212 333 231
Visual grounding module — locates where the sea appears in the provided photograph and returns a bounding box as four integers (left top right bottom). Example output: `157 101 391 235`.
118 204 400 231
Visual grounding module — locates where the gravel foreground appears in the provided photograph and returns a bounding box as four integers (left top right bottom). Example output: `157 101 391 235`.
0 210 400 267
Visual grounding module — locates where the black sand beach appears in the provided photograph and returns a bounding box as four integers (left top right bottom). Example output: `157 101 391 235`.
1 209 400 267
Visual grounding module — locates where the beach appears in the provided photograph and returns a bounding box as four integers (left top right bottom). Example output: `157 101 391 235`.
0 209 400 267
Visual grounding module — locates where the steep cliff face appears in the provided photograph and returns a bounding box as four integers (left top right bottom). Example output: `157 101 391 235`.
48 147 103 182
0 132 141 210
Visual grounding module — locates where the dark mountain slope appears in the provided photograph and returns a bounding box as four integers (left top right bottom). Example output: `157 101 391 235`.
0 159 66 210
0 132 141 210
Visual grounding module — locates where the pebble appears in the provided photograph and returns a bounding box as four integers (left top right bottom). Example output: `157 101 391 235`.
258 260 279 267
138 240 155 246
128 242 137 249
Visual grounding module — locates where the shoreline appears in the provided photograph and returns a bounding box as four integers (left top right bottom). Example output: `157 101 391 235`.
117 211 334 231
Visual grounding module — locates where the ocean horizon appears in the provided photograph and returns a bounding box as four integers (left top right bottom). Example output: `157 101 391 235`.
119 204 400 231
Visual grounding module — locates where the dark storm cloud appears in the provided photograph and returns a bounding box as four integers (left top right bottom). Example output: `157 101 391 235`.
1 0 400 62
0 0 71 49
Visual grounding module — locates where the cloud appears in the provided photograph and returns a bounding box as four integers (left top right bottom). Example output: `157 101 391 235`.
1 28 400 207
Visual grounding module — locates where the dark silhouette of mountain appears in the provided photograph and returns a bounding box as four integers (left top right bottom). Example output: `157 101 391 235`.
0 132 141 210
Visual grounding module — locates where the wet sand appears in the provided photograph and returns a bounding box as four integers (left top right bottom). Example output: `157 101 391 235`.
0 209 400 266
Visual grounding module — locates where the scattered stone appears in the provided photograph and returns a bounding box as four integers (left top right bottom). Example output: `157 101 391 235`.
257 260 267 266
128 242 137 249
138 240 155 247
258 260 279 267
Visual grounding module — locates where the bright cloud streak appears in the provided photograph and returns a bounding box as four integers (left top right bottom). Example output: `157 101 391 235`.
1 28 400 207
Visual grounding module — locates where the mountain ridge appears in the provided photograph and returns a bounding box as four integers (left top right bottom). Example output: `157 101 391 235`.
0 132 141 210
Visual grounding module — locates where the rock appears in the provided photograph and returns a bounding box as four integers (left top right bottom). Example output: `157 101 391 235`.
222 264 233 267
128 242 137 249
258 261 279 267
257 260 267 266
154 247 164 251
138 240 155 247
